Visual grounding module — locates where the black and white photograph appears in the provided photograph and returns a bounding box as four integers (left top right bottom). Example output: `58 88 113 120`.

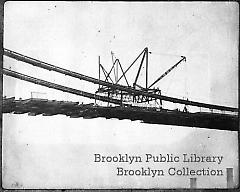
2 1 239 189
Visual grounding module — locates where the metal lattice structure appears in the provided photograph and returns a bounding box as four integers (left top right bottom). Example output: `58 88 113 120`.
2 47 238 131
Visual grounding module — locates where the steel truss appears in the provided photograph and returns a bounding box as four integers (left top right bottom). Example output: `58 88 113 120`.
3 48 238 112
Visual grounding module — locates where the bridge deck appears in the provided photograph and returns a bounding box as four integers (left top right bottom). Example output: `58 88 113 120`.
2 97 238 131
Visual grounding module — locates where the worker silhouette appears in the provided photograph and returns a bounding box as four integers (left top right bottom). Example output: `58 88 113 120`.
183 105 188 112
183 99 189 112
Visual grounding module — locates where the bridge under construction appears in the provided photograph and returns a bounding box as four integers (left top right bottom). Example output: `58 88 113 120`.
2 47 238 131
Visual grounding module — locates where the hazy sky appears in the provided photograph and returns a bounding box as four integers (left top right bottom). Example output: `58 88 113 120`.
2 1 239 189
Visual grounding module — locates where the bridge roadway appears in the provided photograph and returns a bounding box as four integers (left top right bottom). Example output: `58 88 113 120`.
2 97 238 131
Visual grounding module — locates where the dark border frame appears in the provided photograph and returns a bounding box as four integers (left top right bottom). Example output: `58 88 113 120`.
0 1 239 191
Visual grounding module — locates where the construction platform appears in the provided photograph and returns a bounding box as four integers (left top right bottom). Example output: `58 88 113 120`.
2 97 238 131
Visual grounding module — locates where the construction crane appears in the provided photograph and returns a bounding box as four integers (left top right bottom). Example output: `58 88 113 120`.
148 55 186 89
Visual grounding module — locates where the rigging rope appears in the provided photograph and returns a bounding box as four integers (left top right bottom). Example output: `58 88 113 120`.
149 51 182 58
